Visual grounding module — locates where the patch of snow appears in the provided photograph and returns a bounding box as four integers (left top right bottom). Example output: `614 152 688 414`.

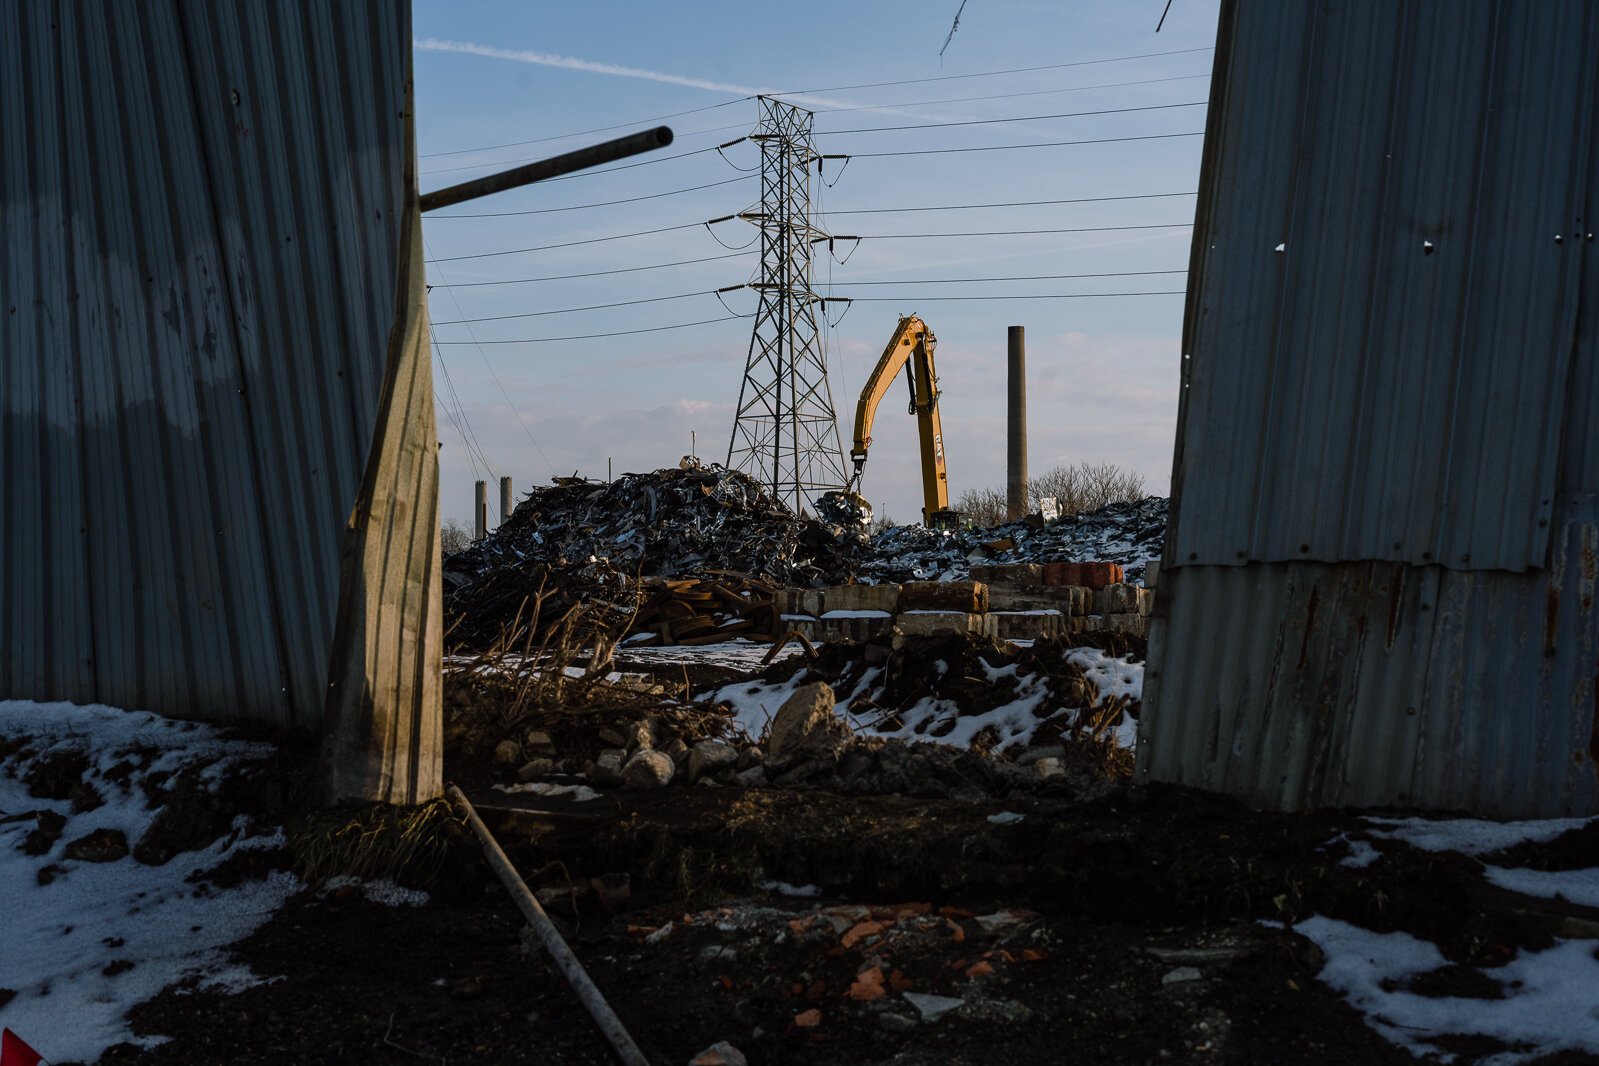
758 880 822 898
0 700 298 1065
1481 866 1599 909
986 811 1025 825
819 610 892 619
321 876 431 908
1066 648 1143 704
1363 816 1593 856
1294 914 1599 1063
491 782 602 802
1336 836 1382 869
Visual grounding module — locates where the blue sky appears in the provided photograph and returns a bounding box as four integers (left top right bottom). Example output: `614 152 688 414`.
413 0 1222 526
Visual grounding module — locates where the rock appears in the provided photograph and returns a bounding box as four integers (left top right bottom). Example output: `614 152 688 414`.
662 737 690 768
626 719 656 753
598 726 627 747
688 740 739 781
1161 966 1203 986
734 765 767 788
735 745 763 771
879 1012 918 1034
523 730 555 751
689 1041 748 1066
698 944 738 963
1034 757 1065 779
64 828 129 863
767 682 849 769
493 740 522 766
622 750 675 790
902 992 964 1023
587 749 626 786
515 758 556 782
1017 745 1065 765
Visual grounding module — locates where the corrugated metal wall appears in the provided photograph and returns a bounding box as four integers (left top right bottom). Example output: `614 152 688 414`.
1167 0 1597 573
0 0 409 730
1141 0 1599 817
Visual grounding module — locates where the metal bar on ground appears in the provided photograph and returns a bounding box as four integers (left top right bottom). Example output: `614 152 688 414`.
447 785 650 1066
420 127 674 213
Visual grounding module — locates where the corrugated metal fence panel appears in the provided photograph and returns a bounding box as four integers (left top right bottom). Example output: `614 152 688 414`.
1170 0 1599 573
1139 495 1599 818
0 0 407 729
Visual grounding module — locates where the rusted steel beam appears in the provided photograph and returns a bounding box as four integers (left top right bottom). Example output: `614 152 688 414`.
419 127 674 213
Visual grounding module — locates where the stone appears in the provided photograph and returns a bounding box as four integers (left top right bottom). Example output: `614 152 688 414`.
735 745 762 771
734 765 767 788
515 758 556 782
1034 757 1065 779
587 748 626 786
1093 583 1142 615
626 719 656 753
622 750 675 790
689 740 738 781
598 726 627 747
1017 745 1065 765
64 828 129 863
902 992 964 1023
689 1041 748 1066
493 740 522 766
766 682 848 768
899 581 988 613
879 1012 919 1034
1161 966 1203 986
662 737 690 769
523 730 555 750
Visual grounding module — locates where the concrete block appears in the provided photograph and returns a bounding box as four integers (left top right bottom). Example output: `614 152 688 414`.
987 583 1072 612
823 583 901 614
895 611 991 638
1103 612 1146 636
899 581 989 613
970 563 1043 585
1137 588 1155 617
991 611 1063 641
813 613 894 643
1144 559 1161 588
1093 583 1141 615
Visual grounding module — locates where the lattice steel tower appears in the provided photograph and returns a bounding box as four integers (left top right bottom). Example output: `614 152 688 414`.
726 97 848 513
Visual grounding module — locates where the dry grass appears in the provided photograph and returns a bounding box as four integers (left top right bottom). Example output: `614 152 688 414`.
290 797 464 890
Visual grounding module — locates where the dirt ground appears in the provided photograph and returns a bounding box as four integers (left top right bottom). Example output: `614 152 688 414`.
78 638 1599 1066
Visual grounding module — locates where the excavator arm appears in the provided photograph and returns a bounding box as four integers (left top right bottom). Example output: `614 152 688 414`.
848 314 957 527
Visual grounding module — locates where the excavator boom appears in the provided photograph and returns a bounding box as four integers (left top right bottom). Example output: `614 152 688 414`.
847 314 958 527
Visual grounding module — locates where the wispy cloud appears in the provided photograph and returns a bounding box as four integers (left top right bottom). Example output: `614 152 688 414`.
412 38 913 118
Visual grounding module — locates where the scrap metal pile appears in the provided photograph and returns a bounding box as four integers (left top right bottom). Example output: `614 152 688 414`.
444 465 866 649
860 496 1167 585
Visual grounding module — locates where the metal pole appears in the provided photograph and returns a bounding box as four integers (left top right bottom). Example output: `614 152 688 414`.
474 480 487 541
420 127 673 213
499 476 513 526
1007 325 1028 521
447 787 650 1066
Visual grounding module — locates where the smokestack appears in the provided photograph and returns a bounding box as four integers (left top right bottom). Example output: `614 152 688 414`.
474 480 488 541
499 476 513 526
1006 326 1028 521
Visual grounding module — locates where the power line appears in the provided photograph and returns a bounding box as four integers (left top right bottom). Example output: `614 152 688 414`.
418 97 752 159
428 319 497 478
815 100 1207 136
835 223 1192 241
425 220 709 263
817 191 1195 215
425 238 557 476
807 72 1211 114
841 268 1188 284
847 130 1203 158
423 175 753 219
432 290 710 325
427 251 754 289
844 290 1186 302
774 46 1213 95
431 315 745 345
421 141 722 180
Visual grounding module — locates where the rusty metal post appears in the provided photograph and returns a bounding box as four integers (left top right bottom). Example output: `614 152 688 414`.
499 476 513 526
474 480 487 541
420 127 673 213
1007 326 1028 521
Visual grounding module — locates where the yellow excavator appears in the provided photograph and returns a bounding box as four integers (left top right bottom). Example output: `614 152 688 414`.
837 314 962 529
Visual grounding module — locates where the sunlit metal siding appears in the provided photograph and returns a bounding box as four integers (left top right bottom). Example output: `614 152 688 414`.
1140 496 1599 817
1168 0 1599 573
0 1 408 729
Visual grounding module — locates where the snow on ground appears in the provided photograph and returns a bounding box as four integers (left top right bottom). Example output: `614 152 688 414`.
0 701 298 1064
703 647 1144 753
1480 865 1599 908
1294 915 1599 1064
614 639 801 671
1363 815 1593 855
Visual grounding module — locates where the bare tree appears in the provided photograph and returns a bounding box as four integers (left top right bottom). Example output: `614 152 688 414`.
440 519 473 554
956 462 1145 529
